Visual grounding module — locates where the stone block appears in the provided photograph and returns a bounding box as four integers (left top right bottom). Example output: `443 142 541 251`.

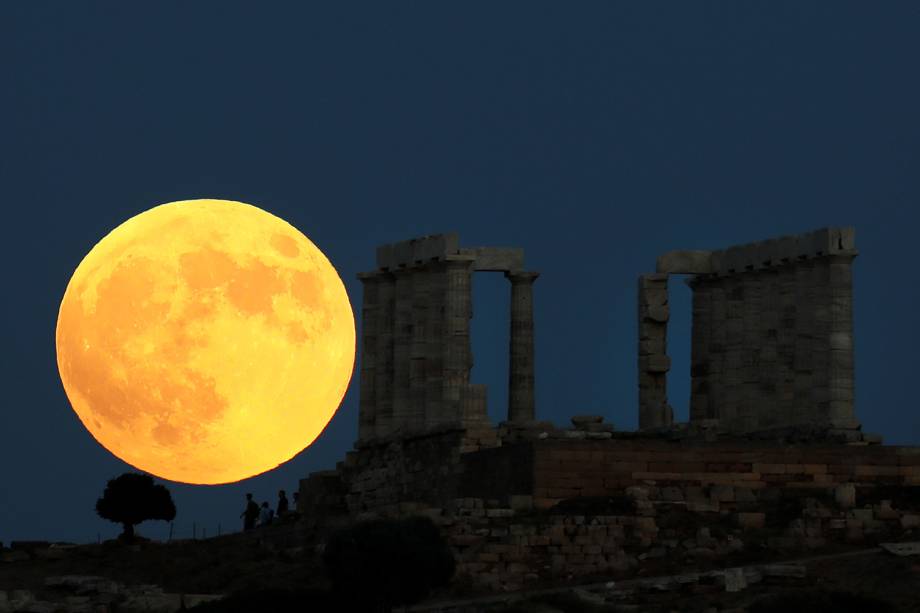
656 250 714 274
640 355 671 373
470 247 524 271
722 246 747 273
734 488 757 503
640 287 669 306
737 512 767 530
709 485 734 502
645 304 670 322
900 514 920 529
510 495 533 512
571 415 603 426
639 273 669 288
830 332 852 350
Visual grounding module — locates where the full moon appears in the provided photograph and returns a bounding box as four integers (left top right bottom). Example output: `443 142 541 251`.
55 199 356 484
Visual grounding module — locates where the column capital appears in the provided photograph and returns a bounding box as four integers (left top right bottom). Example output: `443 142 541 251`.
443 254 478 267
505 270 540 283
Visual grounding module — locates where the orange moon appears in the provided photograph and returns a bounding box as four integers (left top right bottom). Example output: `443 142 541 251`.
55 199 356 485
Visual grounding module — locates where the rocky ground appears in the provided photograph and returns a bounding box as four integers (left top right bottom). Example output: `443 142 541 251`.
1 526 919 612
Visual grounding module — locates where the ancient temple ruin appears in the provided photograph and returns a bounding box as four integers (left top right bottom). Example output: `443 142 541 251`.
355 233 539 442
293 226 914 597
638 227 859 433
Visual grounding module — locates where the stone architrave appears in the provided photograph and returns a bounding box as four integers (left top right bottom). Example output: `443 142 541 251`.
506 271 539 423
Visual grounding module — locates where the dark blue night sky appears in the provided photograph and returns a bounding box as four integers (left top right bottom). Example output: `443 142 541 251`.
2 2 918 544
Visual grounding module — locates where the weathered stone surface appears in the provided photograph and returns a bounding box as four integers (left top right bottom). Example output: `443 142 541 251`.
737 512 766 530
835 483 856 509
571 415 603 426
880 542 920 557
655 227 858 436
640 355 671 373
657 250 713 274
724 567 747 592
645 304 670 322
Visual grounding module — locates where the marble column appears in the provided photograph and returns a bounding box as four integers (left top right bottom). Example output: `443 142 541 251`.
442 256 476 424
688 276 711 424
826 252 858 428
392 269 413 432
356 272 379 441
425 265 446 428
638 273 672 429
374 272 395 436
409 266 430 431
506 271 539 423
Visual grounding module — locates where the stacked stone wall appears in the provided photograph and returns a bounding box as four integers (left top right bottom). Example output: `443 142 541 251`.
531 440 919 508
688 254 857 432
303 434 920 593
649 226 858 434
300 425 501 517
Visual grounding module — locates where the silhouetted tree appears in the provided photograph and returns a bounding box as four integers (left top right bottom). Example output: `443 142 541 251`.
323 515 455 612
95 472 176 541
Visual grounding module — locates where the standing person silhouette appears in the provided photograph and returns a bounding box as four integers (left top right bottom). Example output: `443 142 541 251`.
240 493 259 531
277 490 289 518
259 501 273 527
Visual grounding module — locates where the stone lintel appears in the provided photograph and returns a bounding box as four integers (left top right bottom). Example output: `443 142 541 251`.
376 233 460 269
656 250 713 274
458 247 525 272
697 227 858 277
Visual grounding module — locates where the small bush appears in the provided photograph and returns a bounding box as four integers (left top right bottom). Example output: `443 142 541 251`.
322 515 455 612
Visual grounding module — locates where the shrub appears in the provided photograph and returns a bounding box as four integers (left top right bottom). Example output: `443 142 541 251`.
322 515 455 612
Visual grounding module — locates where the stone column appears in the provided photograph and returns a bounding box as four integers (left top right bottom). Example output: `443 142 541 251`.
688 276 711 423
374 272 395 436
638 273 672 429
392 269 413 432
356 273 379 441
506 271 539 423
826 251 858 428
409 266 430 431
777 263 797 427
424 264 446 428
722 274 744 428
739 272 761 431
442 256 476 424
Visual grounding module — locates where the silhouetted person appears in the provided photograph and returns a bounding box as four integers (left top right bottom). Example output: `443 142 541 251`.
259 501 273 527
240 493 259 531
277 490 289 517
